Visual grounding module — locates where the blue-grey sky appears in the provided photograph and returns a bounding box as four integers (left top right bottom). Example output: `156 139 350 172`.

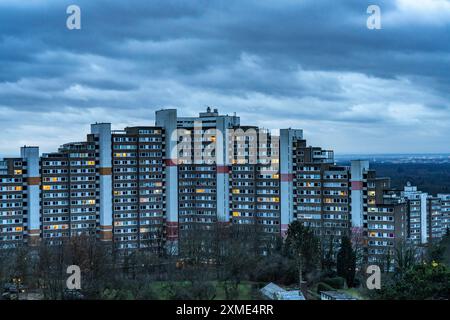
0 0 449 156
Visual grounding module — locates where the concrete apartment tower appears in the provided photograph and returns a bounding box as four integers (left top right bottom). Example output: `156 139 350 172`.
90 123 113 242
402 183 428 245
20 146 40 245
279 129 303 237
350 160 370 232
155 109 179 252
215 116 232 224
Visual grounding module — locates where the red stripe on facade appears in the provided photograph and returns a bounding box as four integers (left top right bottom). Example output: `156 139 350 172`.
280 173 294 182
351 181 363 190
164 159 177 167
216 165 230 174
166 221 179 240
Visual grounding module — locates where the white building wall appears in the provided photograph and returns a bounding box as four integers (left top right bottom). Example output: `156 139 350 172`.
156 109 179 249
350 160 369 229
279 129 303 237
20 146 40 244
90 123 113 241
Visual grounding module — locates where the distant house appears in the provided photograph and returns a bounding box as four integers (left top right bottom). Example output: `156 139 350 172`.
260 283 306 300
320 291 358 300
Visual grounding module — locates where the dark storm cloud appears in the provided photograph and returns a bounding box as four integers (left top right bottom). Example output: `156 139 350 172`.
0 0 449 155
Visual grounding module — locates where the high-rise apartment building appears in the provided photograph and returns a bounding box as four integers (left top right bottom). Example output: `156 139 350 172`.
427 196 443 242
348 161 408 267
438 194 450 234
111 126 166 251
0 108 447 259
0 158 26 248
402 183 428 245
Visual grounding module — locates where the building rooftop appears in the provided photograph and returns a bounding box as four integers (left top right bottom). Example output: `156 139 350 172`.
320 291 358 300
260 283 306 300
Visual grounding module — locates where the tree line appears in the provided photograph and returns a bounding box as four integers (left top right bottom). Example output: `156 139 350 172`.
0 222 449 300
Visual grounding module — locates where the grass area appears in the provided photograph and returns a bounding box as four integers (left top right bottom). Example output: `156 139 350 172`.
338 288 367 300
214 282 253 300
148 281 256 300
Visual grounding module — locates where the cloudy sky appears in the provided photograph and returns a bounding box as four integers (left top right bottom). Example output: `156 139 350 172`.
0 0 449 156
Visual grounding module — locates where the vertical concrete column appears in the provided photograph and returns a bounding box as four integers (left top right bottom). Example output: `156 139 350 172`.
216 117 230 224
350 160 370 233
156 109 179 253
420 193 428 244
90 123 113 242
279 129 303 237
20 146 40 246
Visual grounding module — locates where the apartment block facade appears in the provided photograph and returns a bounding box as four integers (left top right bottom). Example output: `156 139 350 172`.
0 108 448 259
438 194 450 234
0 158 27 247
349 161 408 267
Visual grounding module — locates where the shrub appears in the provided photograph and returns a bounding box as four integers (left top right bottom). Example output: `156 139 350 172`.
322 276 345 289
316 282 335 294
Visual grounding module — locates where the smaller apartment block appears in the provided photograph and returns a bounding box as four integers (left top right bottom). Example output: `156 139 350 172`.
0 158 26 247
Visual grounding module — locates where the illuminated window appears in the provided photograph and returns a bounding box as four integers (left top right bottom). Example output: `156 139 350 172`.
196 189 205 193
114 153 127 158
14 170 22 175
15 227 23 232
15 186 23 191
43 185 51 191
273 174 279 179
232 212 240 217
368 191 376 197
87 161 96 166
232 189 240 194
